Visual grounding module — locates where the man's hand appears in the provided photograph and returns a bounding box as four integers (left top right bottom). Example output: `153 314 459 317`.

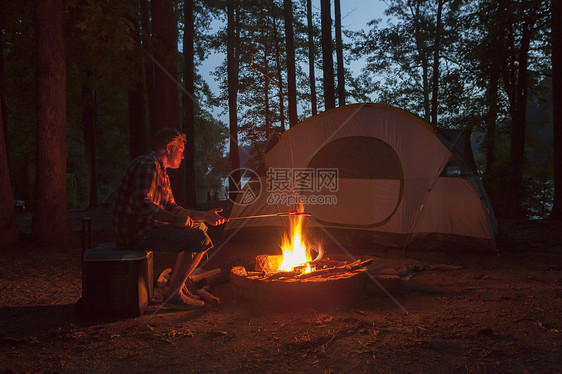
204 208 228 226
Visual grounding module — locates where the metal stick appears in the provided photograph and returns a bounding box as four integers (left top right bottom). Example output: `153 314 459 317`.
227 211 311 221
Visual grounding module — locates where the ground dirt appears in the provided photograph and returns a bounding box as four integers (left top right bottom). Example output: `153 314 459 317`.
1 207 561 373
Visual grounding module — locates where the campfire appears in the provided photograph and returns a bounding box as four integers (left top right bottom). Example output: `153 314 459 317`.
277 210 315 274
229 206 374 305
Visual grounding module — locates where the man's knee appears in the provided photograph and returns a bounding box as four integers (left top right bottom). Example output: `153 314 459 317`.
187 225 213 251
192 222 208 232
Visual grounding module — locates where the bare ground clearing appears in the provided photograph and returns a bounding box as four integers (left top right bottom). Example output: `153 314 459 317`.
1 208 561 373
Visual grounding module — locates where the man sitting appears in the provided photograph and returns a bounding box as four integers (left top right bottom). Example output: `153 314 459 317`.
112 128 227 309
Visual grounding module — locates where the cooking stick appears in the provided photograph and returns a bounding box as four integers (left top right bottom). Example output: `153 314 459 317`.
191 212 311 224
227 211 312 221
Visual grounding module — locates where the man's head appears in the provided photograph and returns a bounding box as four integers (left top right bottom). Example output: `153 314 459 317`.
152 128 186 169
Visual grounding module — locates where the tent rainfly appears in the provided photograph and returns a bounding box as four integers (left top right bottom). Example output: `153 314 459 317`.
224 103 498 252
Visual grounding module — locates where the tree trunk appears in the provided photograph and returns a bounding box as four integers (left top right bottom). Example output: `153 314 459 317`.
411 2 430 121
283 0 298 127
320 0 335 110
306 0 317 116
151 0 184 204
503 14 535 218
82 84 98 209
270 0 285 131
422 64 430 120
264 46 271 138
32 0 73 246
0 25 16 236
150 0 179 132
484 1 508 176
334 0 345 107
485 72 500 173
128 2 147 160
227 0 240 202
430 0 444 126
128 87 146 160
0 31 9 173
550 0 562 219
0 90 18 246
183 0 197 206
140 0 156 134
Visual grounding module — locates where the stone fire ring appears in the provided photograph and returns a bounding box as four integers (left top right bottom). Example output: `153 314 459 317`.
230 266 368 306
230 254 384 307
229 255 403 306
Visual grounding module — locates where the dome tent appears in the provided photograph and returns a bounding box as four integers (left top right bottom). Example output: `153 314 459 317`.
224 103 498 252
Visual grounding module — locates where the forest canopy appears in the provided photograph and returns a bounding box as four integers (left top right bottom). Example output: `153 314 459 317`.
0 0 559 246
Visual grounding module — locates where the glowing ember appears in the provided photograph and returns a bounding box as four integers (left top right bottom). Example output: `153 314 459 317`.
277 208 313 273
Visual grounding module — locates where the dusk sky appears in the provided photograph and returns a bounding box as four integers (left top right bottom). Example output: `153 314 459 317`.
198 0 389 110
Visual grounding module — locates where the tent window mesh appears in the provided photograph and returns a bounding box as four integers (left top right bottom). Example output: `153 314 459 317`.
308 136 401 179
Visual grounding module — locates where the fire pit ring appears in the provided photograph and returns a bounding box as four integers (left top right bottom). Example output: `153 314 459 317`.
229 256 373 307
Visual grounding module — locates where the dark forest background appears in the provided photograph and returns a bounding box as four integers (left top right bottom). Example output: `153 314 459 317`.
0 0 560 247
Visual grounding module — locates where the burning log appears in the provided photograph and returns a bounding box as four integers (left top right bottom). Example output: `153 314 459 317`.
310 258 346 268
263 270 301 280
296 258 373 279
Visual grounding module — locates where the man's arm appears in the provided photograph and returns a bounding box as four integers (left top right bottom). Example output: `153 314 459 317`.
173 207 228 226
153 209 192 227
173 207 206 221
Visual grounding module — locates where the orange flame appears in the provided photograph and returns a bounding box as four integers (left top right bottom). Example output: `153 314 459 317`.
277 208 313 273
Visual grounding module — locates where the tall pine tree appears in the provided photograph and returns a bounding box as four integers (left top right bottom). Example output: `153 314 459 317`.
320 0 335 110
32 0 73 246
0 90 18 246
550 0 562 219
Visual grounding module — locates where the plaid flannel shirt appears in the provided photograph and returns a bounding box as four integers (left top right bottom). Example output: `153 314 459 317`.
112 152 182 248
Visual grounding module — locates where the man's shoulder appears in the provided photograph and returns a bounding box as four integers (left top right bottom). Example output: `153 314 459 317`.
129 153 160 170
133 152 158 164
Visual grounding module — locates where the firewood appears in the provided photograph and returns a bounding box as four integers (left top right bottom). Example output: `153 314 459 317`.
189 268 222 283
296 267 343 279
297 258 373 279
348 258 374 269
185 268 229 287
231 266 248 277
194 286 220 306
204 270 231 286
158 268 227 289
311 258 346 268
255 255 282 273
263 270 301 280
